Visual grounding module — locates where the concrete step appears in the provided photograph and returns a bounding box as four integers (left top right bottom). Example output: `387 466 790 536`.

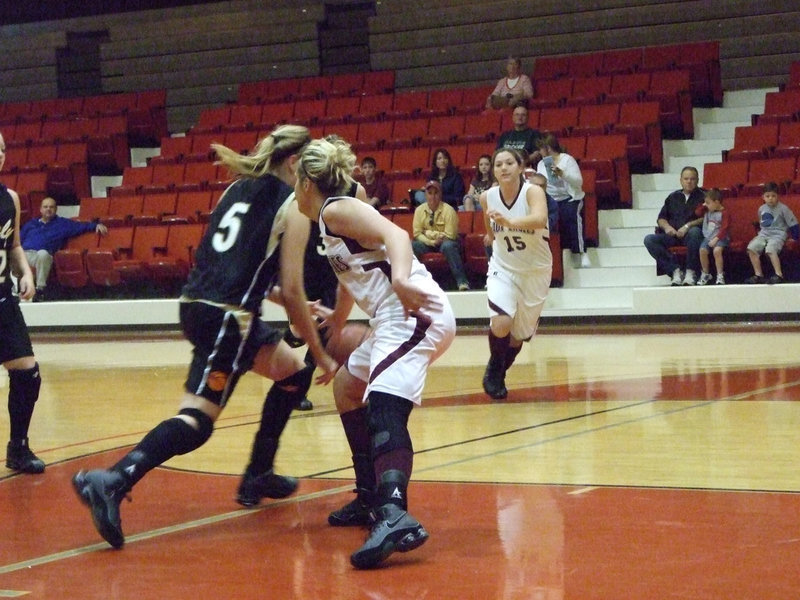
600 207 659 228
601 226 652 247
665 153 721 173
722 88 777 108
544 286 633 313
632 189 669 209
663 138 731 157
583 246 654 267
632 172 684 192
693 106 759 124
563 264 659 288
695 121 749 140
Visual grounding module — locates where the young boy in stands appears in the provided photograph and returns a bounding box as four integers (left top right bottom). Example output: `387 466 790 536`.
697 188 729 285
745 182 799 284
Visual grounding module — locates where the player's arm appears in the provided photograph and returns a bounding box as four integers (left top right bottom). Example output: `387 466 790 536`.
279 201 335 373
8 189 35 300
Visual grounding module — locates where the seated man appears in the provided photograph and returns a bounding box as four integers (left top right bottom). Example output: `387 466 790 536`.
20 197 107 299
643 166 705 286
411 181 470 291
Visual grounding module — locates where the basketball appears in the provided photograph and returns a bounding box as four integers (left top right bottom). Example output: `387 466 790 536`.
325 323 370 365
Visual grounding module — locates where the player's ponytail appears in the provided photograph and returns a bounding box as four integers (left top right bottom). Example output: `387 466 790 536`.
212 124 310 179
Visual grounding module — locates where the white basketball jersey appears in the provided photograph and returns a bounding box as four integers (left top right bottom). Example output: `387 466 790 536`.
487 181 552 274
319 197 432 318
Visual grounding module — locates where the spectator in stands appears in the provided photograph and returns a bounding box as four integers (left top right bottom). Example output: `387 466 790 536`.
356 156 390 208
418 148 464 210
486 57 534 110
526 170 560 233
536 134 588 266
496 104 542 164
412 180 470 290
744 182 799 284
462 154 493 211
643 166 705 286
697 188 730 286
20 197 108 300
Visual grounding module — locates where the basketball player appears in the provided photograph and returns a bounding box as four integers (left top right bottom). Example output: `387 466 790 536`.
479 147 551 399
0 132 45 474
294 137 456 569
71 125 338 548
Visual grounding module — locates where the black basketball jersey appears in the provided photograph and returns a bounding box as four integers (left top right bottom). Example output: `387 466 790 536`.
182 175 293 312
0 184 17 297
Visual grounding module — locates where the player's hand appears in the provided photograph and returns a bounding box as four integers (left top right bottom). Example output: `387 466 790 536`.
314 352 339 385
392 279 441 318
17 273 35 301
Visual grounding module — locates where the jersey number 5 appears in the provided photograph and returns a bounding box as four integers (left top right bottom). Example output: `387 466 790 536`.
212 202 251 252
502 235 527 252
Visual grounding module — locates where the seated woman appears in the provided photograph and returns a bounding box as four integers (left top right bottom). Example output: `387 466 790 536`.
418 148 465 211
485 57 534 110
462 154 493 211
536 134 589 266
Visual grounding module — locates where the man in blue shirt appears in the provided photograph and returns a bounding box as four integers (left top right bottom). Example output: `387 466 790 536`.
21 197 107 298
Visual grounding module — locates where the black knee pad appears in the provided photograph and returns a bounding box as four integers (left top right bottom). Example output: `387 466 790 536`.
367 392 413 459
276 362 314 396
174 408 214 454
8 362 41 406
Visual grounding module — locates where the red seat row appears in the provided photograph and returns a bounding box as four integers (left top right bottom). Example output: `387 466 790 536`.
80 189 223 227
238 71 396 104
704 156 800 197
533 41 722 108
55 223 206 290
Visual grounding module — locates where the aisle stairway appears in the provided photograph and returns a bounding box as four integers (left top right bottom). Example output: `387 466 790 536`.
541 87 800 318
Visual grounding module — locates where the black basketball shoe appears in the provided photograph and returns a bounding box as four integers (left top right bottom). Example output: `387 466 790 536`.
328 488 375 527
72 469 130 549
6 439 45 474
236 469 298 507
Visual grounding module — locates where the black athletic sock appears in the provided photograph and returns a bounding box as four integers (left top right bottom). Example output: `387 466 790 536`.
505 344 522 371
7 364 41 441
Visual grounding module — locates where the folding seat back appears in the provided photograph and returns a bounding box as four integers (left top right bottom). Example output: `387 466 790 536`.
97 225 134 253
568 75 611 106
65 231 99 252
534 55 570 81
615 101 663 171
465 142 496 169
68 117 99 141
743 157 797 195
292 99 327 125
582 134 631 205
727 124 780 161
189 133 223 158
106 196 144 226
356 94 393 121
389 118 429 148
56 142 88 166
297 75 332 100
390 147 430 179
760 91 800 124
725 196 762 252
573 104 619 136
391 91 429 118
463 233 488 276
0 172 17 191
222 130 258 154
392 212 414 238
122 165 154 189
238 81 267 104
322 96 361 123
645 69 693 137
774 122 800 158
457 85 495 114
160 136 193 159
263 78 301 103
175 190 213 222
446 145 468 170
141 192 178 220
323 123 358 144
54 249 89 289
539 106 579 136
130 225 169 261
329 72 365 97
581 168 598 245
357 149 392 176
79 197 110 221
702 161 748 196
16 171 48 207
166 223 204 264
136 90 166 110
568 53 603 77
87 135 126 175
533 78 573 108
362 71 395 94
560 136 586 160
259 101 295 127
789 61 800 87
13 120 42 144
461 112 502 143
26 143 59 169
642 44 681 71
40 118 72 142
227 105 263 131
82 93 131 117
427 89 463 116
426 116 465 145
183 161 220 188
601 48 643 75
606 72 651 104
194 106 231 132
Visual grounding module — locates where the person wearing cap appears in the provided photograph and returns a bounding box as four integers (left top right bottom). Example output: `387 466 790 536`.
411 180 470 291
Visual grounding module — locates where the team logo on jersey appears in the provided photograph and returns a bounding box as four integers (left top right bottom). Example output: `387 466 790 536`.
327 254 350 274
206 370 228 392
0 218 13 242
